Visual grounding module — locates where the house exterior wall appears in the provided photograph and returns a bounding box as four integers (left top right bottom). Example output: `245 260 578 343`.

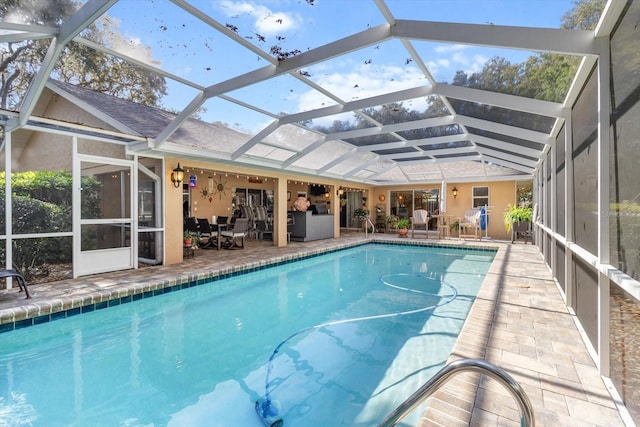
373 181 519 241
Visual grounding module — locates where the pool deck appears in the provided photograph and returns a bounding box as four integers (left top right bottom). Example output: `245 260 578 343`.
0 232 628 426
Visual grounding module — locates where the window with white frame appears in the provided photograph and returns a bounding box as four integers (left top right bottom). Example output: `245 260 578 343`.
472 186 489 209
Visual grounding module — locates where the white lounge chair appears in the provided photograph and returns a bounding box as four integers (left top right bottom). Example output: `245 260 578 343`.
411 209 429 238
459 209 481 240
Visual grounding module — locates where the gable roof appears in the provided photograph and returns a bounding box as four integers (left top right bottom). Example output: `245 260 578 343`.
45 79 252 158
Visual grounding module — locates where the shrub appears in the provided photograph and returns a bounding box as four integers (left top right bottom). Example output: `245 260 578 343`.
0 170 101 279
503 204 533 232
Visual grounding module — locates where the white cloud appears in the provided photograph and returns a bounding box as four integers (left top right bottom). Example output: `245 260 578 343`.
424 43 493 78
100 16 161 67
218 1 302 36
298 62 431 127
434 44 467 54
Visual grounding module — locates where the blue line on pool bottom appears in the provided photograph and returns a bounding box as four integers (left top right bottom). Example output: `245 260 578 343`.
254 273 458 426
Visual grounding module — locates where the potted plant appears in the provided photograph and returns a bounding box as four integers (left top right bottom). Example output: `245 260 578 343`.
183 230 198 246
504 204 533 242
353 208 369 221
396 218 410 238
449 219 460 237
386 214 399 230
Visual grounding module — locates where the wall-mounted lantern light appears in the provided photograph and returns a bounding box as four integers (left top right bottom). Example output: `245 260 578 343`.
337 186 344 196
171 163 184 188
452 186 458 199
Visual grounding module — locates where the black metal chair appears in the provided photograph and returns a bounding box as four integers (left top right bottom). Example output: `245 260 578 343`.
0 269 31 299
196 218 217 249
184 217 199 234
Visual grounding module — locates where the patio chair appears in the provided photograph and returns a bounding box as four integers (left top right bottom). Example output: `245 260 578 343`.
220 218 250 249
196 218 217 249
459 209 482 240
184 217 199 234
253 205 268 232
0 269 31 299
411 209 430 238
239 205 257 238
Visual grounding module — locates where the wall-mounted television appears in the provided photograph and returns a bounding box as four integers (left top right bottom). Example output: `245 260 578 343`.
309 185 327 196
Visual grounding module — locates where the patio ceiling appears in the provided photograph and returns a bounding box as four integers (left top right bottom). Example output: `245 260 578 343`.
1 0 612 185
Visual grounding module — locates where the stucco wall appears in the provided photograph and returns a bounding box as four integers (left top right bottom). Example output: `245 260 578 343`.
372 181 521 241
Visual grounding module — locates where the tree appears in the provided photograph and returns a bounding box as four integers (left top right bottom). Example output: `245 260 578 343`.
562 0 606 30
0 0 166 110
0 0 75 108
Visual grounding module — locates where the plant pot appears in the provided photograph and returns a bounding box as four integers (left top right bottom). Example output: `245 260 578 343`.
512 221 530 232
511 221 531 244
184 238 193 246
398 228 409 238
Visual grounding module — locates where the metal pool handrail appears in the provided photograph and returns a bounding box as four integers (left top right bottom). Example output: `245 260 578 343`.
364 216 376 237
377 358 535 427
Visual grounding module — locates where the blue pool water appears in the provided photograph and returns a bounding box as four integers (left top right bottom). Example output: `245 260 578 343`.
0 244 494 426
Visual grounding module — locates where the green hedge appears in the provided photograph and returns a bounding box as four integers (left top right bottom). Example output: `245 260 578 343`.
0 170 101 279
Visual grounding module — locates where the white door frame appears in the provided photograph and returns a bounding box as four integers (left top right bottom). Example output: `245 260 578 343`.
73 152 136 277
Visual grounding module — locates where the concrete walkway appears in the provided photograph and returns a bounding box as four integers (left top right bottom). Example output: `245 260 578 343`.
0 232 627 426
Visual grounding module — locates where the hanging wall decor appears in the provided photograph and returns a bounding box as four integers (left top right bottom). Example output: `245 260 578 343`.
200 176 215 202
212 176 228 200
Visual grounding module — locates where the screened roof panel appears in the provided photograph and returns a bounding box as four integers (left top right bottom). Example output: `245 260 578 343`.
448 98 556 133
418 140 473 151
262 124 319 151
1 0 611 184
373 147 420 156
386 1 573 28
198 96 274 139
301 38 431 102
225 73 340 116
397 124 463 141
342 133 400 147
92 0 266 86
466 127 545 150
244 144 294 162
0 42 43 109
325 151 379 176
291 139 354 170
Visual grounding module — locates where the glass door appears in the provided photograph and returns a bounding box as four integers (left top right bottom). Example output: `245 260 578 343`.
75 156 134 276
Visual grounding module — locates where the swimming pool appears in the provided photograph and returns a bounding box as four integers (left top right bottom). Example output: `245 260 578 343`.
0 243 495 426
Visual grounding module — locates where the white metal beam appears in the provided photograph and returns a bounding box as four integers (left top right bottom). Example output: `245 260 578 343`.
456 115 552 145
481 155 535 174
475 146 539 168
436 83 564 118
393 19 596 56
281 85 434 125
318 148 358 174
469 134 545 159
231 120 281 160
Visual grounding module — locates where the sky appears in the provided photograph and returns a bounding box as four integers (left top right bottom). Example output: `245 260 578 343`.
98 0 578 133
